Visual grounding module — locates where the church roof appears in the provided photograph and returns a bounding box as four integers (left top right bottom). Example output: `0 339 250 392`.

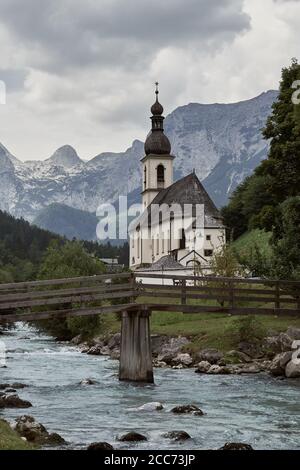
137 255 184 271
149 172 224 228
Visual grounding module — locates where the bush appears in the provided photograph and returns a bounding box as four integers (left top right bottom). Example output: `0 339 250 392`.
228 315 265 344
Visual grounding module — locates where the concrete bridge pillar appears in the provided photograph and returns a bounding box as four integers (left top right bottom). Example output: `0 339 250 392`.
119 308 154 383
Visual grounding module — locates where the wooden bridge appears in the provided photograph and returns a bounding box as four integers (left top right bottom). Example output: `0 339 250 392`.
0 272 299 383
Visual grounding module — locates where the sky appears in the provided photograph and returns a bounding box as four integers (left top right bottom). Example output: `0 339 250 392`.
0 0 299 162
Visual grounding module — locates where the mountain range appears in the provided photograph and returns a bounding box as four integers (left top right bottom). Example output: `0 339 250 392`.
0 90 278 241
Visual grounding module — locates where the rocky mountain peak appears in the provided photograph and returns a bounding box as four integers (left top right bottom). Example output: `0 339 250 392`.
46 145 82 168
0 143 15 173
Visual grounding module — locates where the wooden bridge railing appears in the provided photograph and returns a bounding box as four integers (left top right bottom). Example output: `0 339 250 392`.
0 273 300 322
136 273 300 316
0 272 138 323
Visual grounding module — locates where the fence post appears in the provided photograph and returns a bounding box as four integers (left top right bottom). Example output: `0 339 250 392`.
130 272 136 304
275 281 280 310
181 279 187 306
229 279 234 312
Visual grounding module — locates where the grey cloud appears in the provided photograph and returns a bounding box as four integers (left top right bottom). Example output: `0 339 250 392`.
0 0 250 72
0 68 27 91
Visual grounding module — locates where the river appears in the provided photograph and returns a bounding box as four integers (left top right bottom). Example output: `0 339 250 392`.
1 323 300 450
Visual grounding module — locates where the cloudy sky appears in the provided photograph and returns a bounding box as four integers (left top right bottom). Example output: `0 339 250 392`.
0 0 299 161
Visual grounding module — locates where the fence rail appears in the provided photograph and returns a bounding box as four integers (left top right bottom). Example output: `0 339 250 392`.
0 273 299 323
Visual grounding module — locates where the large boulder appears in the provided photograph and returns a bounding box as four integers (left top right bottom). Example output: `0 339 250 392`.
118 432 147 442
172 353 193 367
70 335 83 345
262 336 282 357
87 442 114 450
157 337 190 364
285 359 300 378
238 342 263 359
286 327 300 341
226 350 252 363
170 404 204 416
219 442 254 450
269 352 292 376
14 415 65 445
162 431 191 441
107 333 121 350
0 394 32 409
195 349 223 364
207 365 231 375
278 333 293 352
195 361 211 373
151 335 168 356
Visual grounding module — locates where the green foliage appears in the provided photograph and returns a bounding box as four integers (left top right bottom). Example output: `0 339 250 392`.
0 210 62 282
258 58 300 207
228 315 266 344
82 240 129 267
208 244 245 307
37 241 106 340
271 196 300 280
0 420 34 450
222 59 300 280
232 230 273 277
210 243 245 278
38 240 105 280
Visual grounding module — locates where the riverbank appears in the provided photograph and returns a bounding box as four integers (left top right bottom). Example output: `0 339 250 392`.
0 419 33 450
76 314 300 379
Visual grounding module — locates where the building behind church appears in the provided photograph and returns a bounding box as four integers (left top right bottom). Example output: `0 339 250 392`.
129 86 225 276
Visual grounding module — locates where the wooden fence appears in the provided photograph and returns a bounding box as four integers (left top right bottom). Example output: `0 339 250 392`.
0 273 300 323
137 274 300 316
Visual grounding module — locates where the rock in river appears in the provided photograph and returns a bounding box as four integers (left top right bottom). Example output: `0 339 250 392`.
87 442 114 450
118 432 148 442
285 359 300 378
269 352 292 377
162 431 191 441
219 442 254 450
0 394 32 409
136 402 164 411
14 415 65 445
170 404 204 416
80 378 98 385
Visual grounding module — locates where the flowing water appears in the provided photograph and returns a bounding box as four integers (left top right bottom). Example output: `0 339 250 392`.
1 323 300 450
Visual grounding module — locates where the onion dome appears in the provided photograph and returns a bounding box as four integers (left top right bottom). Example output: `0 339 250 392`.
151 99 163 116
144 131 171 155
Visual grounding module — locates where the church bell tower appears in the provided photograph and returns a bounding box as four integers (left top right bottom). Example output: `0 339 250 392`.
141 83 175 208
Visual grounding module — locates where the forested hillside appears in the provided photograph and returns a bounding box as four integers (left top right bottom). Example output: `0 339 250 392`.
0 210 62 282
222 59 300 280
0 210 129 283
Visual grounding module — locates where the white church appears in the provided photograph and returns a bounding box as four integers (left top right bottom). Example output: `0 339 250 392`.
129 85 225 278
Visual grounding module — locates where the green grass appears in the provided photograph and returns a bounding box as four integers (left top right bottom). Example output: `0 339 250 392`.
100 303 300 354
0 420 34 450
232 229 272 259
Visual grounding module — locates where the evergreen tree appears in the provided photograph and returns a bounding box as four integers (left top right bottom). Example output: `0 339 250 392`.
256 59 300 224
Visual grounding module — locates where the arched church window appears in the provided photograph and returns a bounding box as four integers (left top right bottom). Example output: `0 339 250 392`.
157 164 165 183
144 166 147 189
